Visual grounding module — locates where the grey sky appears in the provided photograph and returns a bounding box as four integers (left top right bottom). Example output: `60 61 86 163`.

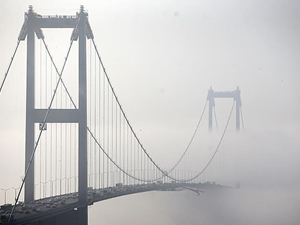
0 0 300 205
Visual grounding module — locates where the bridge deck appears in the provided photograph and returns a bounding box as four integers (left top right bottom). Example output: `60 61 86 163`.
0 183 225 224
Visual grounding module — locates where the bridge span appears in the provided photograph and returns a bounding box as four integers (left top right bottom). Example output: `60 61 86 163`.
0 182 227 225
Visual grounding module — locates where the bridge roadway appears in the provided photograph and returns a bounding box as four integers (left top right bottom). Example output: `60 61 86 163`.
0 182 224 225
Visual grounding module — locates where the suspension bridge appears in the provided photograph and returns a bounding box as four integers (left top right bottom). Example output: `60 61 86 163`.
0 6 243 225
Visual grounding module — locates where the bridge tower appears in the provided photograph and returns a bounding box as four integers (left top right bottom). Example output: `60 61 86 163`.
207 86 242 131
21 5 91 225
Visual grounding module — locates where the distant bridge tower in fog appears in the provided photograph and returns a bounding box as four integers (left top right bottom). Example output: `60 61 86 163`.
207 86 242 132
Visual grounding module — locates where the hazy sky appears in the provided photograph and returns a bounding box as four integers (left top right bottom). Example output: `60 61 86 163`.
0 0 300 205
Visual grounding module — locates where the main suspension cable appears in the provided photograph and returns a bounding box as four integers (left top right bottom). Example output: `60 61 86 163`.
0 40 21 96
240 106 245 129
179 100 235 182
91 38 220 183
91 39 177 180
213 106 218 129
87 127 152 182
89 99 235 183
167 100 208 174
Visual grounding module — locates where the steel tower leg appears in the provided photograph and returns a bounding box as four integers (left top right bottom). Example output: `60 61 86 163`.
78 6 88 225
208 100 213 132
25 6 35 203
236 101 240 130
235 87 240 131
208 87 214 132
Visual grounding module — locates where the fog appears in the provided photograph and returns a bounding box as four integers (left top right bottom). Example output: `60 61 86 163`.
1 0 300 224
89 188 300 225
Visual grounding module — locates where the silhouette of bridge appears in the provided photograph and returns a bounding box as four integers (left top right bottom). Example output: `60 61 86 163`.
0 6 242 225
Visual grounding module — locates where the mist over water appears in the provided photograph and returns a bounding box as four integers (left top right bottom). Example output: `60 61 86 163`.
89 187 300 225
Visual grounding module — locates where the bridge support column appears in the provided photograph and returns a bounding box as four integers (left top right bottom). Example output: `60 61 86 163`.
208 100 213 132
77 206 88 225
207 87 214 132
25 6 35 203
236 101 240 130
235 86 241 131
78 6 88 225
